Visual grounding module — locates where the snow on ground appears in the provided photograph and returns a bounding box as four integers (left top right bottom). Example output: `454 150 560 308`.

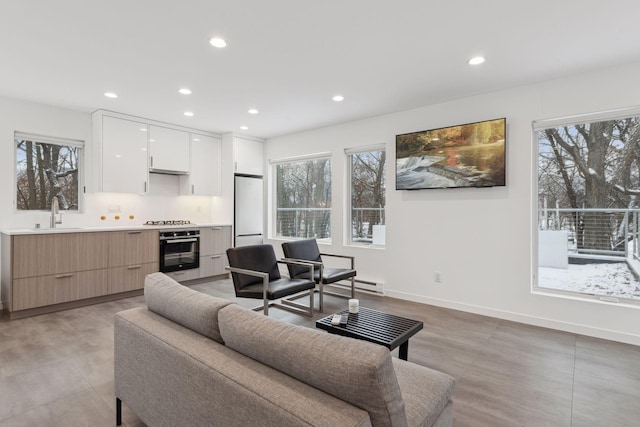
539 262 640 300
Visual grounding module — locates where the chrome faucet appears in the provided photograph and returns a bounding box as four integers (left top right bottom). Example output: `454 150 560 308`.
50 196 62 228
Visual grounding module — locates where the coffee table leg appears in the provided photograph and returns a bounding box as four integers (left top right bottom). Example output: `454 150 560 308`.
399 341 409 360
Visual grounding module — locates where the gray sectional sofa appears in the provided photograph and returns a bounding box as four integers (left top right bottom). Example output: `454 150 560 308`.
114 273 455 426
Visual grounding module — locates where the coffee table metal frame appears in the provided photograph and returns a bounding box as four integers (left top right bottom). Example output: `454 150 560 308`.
315 307 423 360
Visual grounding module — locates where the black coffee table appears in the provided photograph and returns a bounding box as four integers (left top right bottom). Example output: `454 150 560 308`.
316 307 423 360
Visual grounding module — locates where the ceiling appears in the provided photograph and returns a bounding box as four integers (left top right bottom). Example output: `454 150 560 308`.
1 1 640 139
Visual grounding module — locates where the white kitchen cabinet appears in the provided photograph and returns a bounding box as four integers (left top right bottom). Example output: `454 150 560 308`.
149 125 190 174
180 134 221 196
234 137 264 176
94 114 149 194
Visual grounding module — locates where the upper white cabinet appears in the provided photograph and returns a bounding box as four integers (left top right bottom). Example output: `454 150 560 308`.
180 134 222 196
234 137 264 176
93 113 149 194
149 125 190 174
92 110 223 195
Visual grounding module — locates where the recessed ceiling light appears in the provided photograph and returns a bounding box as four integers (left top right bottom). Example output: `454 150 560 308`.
209 37 227 48
192 138 200 141
468 56 485 65
240 126 249 130
139 128 147 132
104 92 118 98
248 108 259 115
332 95 344 102
178 88 192 95
184 111 194 117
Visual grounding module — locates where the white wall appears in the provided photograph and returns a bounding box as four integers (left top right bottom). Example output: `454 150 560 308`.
265 60 640 346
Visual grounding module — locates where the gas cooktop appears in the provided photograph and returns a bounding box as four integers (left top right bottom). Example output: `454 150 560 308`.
144 220 192 226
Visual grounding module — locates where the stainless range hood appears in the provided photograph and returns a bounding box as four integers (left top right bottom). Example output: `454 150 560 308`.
149 168 190 176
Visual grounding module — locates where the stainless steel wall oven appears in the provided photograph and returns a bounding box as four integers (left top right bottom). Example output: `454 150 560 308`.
159 229 200 272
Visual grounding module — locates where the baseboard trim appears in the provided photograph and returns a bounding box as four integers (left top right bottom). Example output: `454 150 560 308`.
385 290 640 347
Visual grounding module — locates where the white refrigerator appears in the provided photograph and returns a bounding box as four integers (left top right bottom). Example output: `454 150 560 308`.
234 175 264 247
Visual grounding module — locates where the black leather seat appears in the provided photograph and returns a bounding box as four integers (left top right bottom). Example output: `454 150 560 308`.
226 244 315 316
282 239 356 312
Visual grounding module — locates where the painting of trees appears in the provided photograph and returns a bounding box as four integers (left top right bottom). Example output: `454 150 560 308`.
396 118 505 189
537 116 640 251
16 138 79 211
276 159 331 238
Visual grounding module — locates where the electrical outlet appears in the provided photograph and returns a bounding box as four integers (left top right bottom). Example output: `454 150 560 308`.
434 271 442 283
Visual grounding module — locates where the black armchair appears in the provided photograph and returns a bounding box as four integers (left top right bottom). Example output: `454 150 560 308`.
226 244 316 316
282 239 356 312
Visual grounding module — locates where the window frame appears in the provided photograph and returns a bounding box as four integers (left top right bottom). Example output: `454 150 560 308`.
270 152 332 242
532 107 640 306
345 144 386 248
14 131 85 214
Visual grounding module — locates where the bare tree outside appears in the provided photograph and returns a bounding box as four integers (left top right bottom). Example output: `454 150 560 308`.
16 137 79 211
538 117 640 250
275 158 331 239
350 150 386 243
537 115 640 299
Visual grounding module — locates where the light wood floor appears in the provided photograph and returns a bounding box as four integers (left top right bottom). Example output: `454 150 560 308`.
1 278 639 426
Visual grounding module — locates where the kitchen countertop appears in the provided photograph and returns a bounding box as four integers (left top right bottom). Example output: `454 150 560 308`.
1 223 232 236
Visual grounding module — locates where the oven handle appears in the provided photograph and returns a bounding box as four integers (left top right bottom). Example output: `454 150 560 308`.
162 238 199 244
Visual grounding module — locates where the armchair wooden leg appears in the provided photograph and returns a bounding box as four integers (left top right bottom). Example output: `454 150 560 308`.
319 284 324 313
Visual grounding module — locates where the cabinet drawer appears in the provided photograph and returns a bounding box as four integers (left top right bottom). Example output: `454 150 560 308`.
108 262 158 294
199 226 232 256
165 268 200 282
107 230 158 267
12 269 108 311
13 233 108 278
199 254 227 278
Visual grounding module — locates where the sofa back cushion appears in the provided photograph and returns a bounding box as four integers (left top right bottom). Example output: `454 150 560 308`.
144 272 234 343
218 304 407 427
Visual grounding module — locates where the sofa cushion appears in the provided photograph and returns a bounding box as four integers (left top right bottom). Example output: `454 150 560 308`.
144 272 234 343
218 304 407 427
392 359 455 427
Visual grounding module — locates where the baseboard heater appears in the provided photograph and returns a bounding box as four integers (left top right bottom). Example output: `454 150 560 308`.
328 278 384 295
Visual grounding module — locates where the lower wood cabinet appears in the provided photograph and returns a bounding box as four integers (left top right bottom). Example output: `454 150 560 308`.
2 226 232 317
199 254 226 277
1 229 160 318
108 263 159 294
12 269 108 311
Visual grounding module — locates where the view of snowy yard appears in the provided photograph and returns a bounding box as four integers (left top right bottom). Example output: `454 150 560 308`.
539 262 640 300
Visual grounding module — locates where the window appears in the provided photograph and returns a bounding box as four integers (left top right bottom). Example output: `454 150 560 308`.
273 154 331 240
535 111 640 302
347 145 386 246
15 132 82 211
